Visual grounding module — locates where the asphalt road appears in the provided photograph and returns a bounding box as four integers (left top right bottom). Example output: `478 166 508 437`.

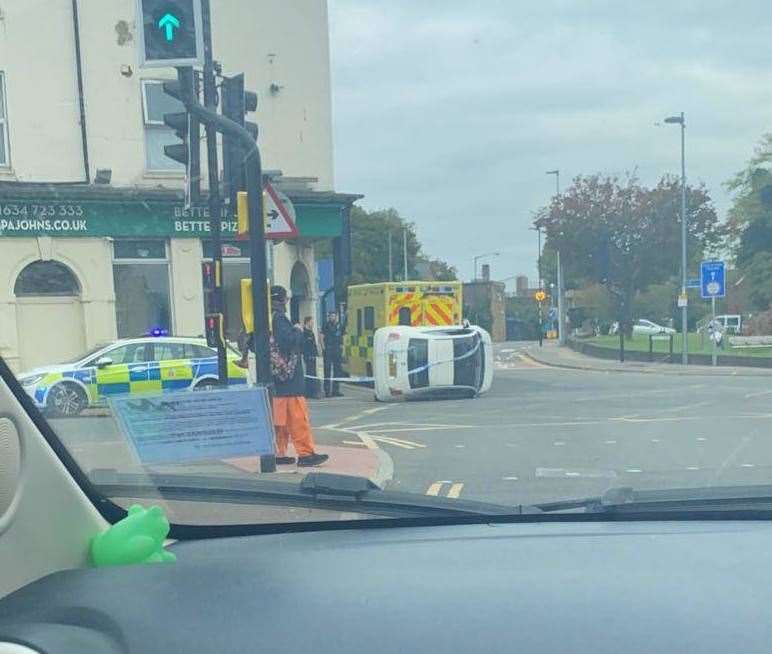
49 343 772 510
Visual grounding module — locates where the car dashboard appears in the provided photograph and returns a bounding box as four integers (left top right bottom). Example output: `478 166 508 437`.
1 519 771 653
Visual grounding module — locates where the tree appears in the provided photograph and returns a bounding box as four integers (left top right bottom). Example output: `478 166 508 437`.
535 173 721 334
725 134 772 311
318 206 457 285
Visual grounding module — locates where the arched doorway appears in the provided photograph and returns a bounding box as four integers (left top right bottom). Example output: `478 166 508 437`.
289 261 311 325
14 261 86 370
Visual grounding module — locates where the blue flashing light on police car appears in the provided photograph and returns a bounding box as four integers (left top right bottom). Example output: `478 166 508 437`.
16 336 246 417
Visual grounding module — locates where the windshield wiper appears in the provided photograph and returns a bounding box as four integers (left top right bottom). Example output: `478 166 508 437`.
537 484 772 515
89 470 538 519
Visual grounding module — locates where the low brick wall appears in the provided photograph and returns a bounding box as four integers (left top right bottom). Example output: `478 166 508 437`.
568 339 772 369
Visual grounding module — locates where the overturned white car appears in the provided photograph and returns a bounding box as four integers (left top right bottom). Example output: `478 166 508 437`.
373 325 494 402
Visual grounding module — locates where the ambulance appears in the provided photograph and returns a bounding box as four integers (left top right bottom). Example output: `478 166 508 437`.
344 281 463 378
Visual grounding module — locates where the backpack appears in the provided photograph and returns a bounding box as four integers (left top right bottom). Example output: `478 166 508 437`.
270 336 299 383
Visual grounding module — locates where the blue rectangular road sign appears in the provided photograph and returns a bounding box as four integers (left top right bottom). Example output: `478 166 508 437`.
687 278 701 289
700 260 726 299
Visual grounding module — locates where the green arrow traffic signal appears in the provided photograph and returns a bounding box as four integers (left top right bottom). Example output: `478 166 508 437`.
158 12 180 41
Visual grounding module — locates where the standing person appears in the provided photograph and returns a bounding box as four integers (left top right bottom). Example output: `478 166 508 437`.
302 316 319 399
321 310 344 398
270 286 328 467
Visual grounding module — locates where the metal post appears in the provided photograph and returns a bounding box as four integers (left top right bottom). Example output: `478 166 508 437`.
557 249 565 345
201 0 227 386
649 335 654 362
537 227 542 288
388 231 393 282
403 228 408 281
680 113 688 365
538 302 543 347
711 295 717 367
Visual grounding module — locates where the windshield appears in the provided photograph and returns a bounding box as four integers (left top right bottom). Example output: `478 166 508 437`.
4 1 772 529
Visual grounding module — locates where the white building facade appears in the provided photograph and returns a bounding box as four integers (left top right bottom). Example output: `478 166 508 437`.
0 0 357 372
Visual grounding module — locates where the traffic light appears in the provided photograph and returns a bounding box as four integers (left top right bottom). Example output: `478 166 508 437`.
161 69 198 170
137 0 204 68
205 313 224 349
222 74 258 209
236 190 270 239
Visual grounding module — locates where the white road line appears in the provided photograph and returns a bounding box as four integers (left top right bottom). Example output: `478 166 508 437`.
553 441 566 446
745 390 772 399
625 468 642 473
717 437 751 475
447 483 464 499
696 437 707 442
741 463 755 468
686 466 700 471
651 438 661 443
455 444 465 448
502 476 519 481
604 440 617 445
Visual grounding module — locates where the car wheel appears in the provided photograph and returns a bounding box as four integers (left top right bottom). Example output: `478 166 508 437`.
194 380 218 391
46 383 88 417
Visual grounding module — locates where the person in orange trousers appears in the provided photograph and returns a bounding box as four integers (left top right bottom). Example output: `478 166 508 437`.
270 285 329 467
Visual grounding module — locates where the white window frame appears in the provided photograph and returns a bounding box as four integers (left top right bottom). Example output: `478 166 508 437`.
0 71 10 168
140 79 185 173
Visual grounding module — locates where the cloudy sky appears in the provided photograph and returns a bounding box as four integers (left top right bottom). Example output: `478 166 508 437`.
327 0 772 285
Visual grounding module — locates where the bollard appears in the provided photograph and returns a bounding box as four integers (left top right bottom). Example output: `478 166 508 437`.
669 334 674 363
649 335 654 362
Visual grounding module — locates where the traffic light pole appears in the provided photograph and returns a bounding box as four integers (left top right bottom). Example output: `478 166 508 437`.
177 66 274 472
200 0 227 386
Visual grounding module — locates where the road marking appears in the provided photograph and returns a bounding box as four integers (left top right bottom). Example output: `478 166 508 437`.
604 440 617 445
447 483 464 499
341 440 367 446
536 467 617 479
426 482 443 496
686 466 700 471
741 463 755 468
502 476 519 481
370 435 427 449
455 444 465 448
717 436 751 475
696 437 707 442
625 468 642 473
553 441 566 446
745 390 772 399
651 438 661 443
362 406 390 415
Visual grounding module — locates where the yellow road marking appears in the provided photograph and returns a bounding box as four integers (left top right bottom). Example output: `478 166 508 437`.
426 482 443 496
447 483 464 499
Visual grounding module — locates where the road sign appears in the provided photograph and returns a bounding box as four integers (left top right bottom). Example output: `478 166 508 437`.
264 182 299 239
687 278 701 289
137 0 205 68
700 260 726 299
534 290 547 302
677 292 688 308
547 307 558 322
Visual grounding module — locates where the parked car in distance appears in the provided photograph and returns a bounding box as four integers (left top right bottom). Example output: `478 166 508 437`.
632 319 676 337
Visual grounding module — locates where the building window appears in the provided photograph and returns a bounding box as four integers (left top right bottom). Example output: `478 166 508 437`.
113 240 172 338
141 79 185 172
14 261 80 297
0 72 10 167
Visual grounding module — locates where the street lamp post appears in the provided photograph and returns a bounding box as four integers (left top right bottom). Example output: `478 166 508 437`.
664 112 688 365
473 251 500 280
529 226 542 288
546 169 565 345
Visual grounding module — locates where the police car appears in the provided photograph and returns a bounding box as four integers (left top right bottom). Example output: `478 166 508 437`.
17 336 247 417
373 324 494 401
